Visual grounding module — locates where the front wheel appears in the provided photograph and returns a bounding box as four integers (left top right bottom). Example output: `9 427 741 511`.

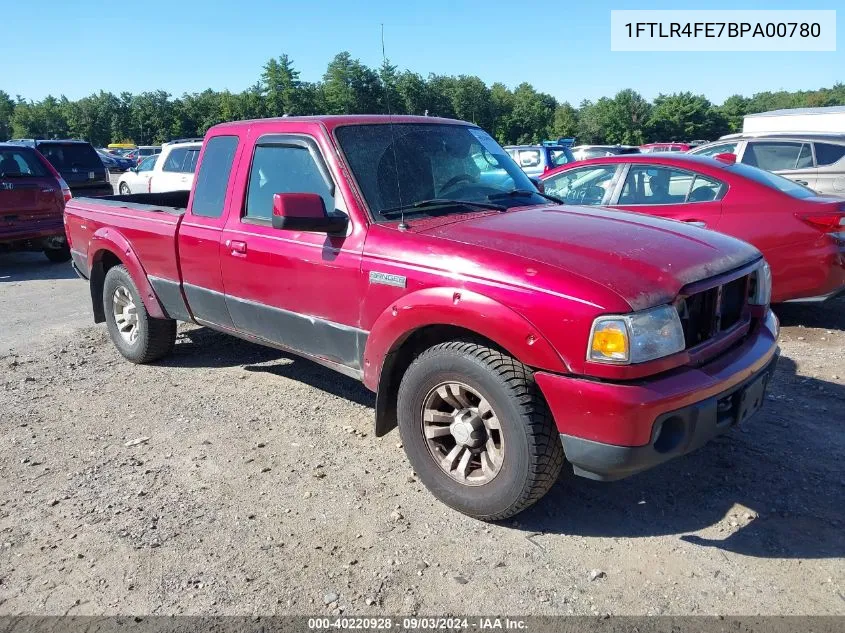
118 182 130 195
103 265 176 363
397 341 564 520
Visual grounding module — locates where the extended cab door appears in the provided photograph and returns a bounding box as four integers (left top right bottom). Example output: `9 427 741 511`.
219 129 368 375
171 134 243 326
608 163 724 229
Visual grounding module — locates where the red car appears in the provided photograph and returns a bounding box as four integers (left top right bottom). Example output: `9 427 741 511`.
64 116 778 519
0 142 72 262
541 153 845 303
640 142 692 153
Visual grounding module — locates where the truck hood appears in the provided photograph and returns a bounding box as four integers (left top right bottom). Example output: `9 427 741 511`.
413 205 761 311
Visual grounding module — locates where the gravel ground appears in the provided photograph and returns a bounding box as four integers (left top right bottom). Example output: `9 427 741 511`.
0 253 843 616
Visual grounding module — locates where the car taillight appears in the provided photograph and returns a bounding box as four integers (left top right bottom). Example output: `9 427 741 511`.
798 210 845 237
148 177 152 193
58 178 72 202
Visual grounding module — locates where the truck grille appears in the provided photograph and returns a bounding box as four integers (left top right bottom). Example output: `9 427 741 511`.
677 274 750 349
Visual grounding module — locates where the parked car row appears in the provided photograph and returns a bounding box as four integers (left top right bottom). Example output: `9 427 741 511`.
0 135 207 261
97 149 136 172
540 152 845 303
0 142 73 261
689 133 845 196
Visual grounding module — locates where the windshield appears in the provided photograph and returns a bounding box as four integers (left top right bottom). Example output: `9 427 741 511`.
335 123 547 221
37 142 101 170
727 162 816 199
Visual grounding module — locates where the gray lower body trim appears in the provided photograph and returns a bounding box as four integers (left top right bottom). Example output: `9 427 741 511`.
195 317 364 381
183 282 235 329
225 294 367 371
177 281 366 377
70 249 88 279
149 276 193 322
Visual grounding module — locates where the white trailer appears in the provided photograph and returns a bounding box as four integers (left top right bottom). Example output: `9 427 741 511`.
743 106 845 134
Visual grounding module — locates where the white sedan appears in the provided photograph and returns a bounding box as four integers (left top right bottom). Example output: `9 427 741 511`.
116 141 201 194
116 155 157 194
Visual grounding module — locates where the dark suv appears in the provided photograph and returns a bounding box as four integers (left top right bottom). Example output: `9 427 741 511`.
10 139 112 198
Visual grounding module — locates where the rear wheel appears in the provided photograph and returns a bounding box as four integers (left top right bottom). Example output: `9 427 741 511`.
397 341 564 520
43 245 71 263
118 182 131 195
103 265 176 363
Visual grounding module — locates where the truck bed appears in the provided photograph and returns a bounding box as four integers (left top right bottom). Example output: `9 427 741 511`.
79 190 191 214
64 191 188 285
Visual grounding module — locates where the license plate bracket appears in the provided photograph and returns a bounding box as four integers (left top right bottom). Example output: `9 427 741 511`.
736 373 767 424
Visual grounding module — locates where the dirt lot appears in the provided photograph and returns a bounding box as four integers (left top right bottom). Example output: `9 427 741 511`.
0 252 843 616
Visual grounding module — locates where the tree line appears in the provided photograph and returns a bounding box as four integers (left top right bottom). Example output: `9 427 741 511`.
2 52 844 147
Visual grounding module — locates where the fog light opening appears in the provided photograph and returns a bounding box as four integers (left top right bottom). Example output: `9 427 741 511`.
653 416 685 454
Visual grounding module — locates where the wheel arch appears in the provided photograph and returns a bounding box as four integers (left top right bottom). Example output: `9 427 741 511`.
364 287 570 437
87 229 167 323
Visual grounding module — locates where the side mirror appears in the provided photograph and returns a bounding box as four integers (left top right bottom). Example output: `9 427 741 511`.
529 177 545 193
271 192 348 234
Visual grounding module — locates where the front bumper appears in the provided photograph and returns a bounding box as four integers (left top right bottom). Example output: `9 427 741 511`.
535 310 779 481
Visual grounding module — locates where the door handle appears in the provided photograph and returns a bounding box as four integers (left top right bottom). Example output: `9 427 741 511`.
683 220 707 228
226 239 247 256
792 179 808 186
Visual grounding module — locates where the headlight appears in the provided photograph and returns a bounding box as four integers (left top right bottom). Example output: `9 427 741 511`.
588 304 685 364
749 261 772 306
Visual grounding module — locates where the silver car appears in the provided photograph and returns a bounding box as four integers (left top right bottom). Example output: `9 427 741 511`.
503 142 575 177
689 133 845 196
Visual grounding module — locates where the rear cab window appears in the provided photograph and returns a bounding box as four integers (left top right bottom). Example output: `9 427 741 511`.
191 136 239 218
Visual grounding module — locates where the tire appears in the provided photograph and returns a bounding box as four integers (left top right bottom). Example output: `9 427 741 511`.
103 265 176 364
397 341 564 521
43 245 71 263
118 182 130 195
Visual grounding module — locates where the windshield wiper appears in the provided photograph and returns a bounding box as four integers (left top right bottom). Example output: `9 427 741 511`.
488 189 564 204
380 198 506 218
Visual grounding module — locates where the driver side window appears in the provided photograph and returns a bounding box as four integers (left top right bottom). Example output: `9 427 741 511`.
544 166 617 205
138 156 156 172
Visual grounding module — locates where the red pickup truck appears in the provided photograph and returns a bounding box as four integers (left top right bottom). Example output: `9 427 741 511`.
64 115 779 520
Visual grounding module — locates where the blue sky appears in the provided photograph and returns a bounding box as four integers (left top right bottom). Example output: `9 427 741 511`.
4 0 842 105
